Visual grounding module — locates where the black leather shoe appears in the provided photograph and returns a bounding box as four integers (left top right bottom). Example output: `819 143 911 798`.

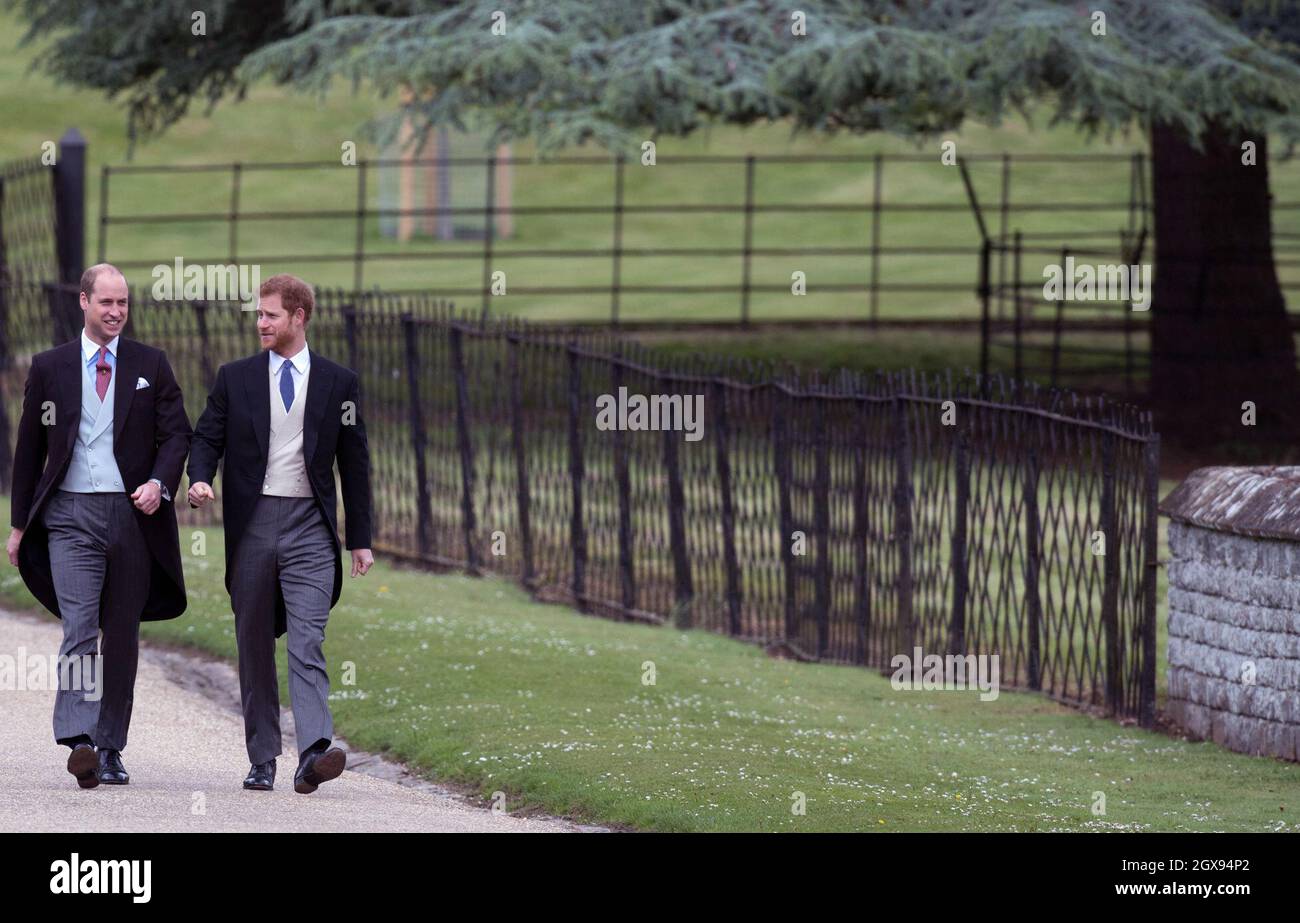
67 743 99 789
294 747 345 794
97 748 129 785
243 759 276 791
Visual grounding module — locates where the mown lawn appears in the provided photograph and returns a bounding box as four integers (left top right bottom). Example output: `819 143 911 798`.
1 495 1295 832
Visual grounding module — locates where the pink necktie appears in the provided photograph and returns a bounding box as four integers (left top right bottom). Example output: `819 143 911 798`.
95 347 112 402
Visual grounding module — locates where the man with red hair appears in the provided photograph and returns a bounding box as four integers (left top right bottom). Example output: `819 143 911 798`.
188 273 373 794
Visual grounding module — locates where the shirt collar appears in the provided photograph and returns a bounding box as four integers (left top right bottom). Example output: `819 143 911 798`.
82 330 119 363
269 342 310 375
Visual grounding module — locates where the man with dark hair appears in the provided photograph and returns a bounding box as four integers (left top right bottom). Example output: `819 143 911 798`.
188 272 374 794
6 263 192 787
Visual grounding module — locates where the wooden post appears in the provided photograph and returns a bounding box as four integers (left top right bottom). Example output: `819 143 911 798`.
610 155 625 327
869 153 883 327
740 155 755 327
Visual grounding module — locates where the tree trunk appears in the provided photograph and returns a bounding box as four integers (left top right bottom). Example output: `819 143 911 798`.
1150 122 1300 449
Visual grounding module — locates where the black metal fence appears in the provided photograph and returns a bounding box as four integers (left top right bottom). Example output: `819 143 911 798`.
96 151 1169 325
0 282 1160 723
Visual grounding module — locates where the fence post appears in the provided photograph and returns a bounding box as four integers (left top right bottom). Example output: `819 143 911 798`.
481 154 497 319
1023 417 1043 690
813 397 831 658
507 335 536 589
610 155 625 327
948 403 970 656
353 160 367 292
1140 433 1160 728
342 304 360 378
892 386 914 660
402 314 434 558
1100 430 1121 715
713 379 742 636
612 359 636 613
1050 246 1067 388
449 324 479 574
998 153 1010 321
851 398 871 664
97 164 109 263
193 299 214 391
773 388 796 640
229 162 242 266
1012 229 1023 385
869 153 882 327
54 128 86 287
566 344 588 611
740 155 755 327
978 238 991 386
662 373 694 627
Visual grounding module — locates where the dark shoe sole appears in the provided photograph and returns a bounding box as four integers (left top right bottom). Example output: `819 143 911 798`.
295 748 345 794
67 748 99 789
243 780 274 791
99 775 129 785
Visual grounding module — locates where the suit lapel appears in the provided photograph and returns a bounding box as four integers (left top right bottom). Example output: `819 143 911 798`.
111 338 138 442
59 342 82 455
302 350 330 464
243 351 271 458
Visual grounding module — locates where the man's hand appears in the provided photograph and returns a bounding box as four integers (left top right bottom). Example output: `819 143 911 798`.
350 548 374 577
131 481 162 515
6 527 23 567
188 481 215 508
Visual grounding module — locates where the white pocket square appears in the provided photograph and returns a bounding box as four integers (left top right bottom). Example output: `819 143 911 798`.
135 377 150 390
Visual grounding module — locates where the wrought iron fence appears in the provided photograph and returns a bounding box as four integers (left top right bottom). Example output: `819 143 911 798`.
0 282 1160 723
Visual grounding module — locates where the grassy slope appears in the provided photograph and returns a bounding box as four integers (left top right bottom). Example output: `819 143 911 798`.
1 496 1294 832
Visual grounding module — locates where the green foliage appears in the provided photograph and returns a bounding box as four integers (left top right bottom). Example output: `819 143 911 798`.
8 0 1300 154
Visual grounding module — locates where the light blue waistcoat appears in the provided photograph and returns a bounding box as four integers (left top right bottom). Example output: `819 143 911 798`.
59 359 126 493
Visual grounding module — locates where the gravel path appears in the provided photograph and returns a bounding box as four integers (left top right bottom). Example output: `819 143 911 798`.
0 608 605 832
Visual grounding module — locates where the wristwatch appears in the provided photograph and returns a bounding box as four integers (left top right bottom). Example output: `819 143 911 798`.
148 477 171 502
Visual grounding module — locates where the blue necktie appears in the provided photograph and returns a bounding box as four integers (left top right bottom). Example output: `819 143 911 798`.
279 361 294 411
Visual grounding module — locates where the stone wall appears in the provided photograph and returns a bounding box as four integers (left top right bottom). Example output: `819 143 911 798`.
1161 467 1300 762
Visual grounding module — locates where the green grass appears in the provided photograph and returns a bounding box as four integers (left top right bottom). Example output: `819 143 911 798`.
4 5 1300 325
2 494 1296 832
